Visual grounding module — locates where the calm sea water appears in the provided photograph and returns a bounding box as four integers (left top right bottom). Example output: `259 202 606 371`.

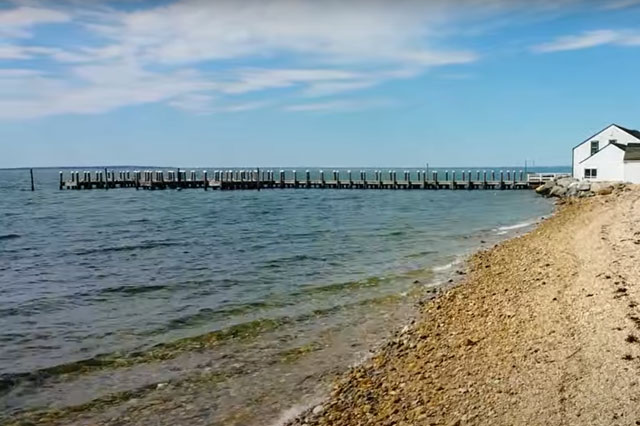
0 167 557 424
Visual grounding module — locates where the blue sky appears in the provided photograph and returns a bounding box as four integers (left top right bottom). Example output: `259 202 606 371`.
1 0 639 168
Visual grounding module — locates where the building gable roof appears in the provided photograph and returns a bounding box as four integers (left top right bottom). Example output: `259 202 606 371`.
578 140 625 164
572 123 640 151
615 124 640 141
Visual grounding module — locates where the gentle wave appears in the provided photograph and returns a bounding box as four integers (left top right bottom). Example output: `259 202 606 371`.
293 276 386 297
0 233 20 241
98 284 170 296
262 254 312 269
0 285 174 317
432 259 462 272
405 250 437 259
72 241 182 256
0 294 404 394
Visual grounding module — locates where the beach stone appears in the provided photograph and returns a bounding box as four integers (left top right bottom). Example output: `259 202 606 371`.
312 405 324 415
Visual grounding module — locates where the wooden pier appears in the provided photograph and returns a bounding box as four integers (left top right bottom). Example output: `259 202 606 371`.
59 169 567 191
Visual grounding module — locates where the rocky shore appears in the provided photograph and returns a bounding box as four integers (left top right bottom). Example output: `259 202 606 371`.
535 176 626 198
289 186 640 426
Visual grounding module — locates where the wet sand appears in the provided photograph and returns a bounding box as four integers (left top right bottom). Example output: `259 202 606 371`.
290 186 640 425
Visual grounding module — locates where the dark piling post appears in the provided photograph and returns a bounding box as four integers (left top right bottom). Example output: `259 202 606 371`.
104 168 108 190
30 168 34 191
256 168 261 191
59 171 64 190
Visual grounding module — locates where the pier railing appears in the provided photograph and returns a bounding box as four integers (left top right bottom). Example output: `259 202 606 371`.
526 172 571 185
58 169 564 191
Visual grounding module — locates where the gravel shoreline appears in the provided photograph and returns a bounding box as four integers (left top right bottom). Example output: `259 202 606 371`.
289 186 640 426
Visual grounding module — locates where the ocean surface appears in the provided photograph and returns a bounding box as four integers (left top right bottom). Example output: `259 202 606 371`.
0 167 559 424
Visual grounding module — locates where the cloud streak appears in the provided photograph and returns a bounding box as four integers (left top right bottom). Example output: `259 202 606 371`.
0 6 70 38
285 98 394 112
533 29 640 52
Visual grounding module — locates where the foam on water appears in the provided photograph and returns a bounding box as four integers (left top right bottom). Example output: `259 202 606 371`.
496 221 535 232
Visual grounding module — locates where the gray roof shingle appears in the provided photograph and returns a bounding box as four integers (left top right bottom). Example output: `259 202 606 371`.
624 143 640 161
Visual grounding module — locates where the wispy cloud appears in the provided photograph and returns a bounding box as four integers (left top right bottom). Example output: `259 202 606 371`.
600 0 640 10
533 29 640 52
285 98 395 112
0 6 70 38
1 0 633 119
0 1 485 119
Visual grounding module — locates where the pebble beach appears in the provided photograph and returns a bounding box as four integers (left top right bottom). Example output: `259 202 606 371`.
289 185 640 426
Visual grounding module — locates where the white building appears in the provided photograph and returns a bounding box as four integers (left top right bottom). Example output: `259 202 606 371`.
572 124 640 182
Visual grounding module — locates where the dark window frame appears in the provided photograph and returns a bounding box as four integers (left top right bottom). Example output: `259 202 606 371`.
590 140 599 155
584 168 597 179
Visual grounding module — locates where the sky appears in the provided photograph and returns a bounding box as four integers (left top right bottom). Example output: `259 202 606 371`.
0 0 639 168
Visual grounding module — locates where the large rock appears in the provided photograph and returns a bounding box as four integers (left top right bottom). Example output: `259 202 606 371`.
549 186 568 197
537 179 625 199
577 181 591 191
556 177 578 188
535 179 557 195
590 182 613 194
596 187 613 196
535 184 549 195
566 185 579 197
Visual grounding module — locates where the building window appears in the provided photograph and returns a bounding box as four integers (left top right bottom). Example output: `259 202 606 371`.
584 168 597 179
591 141 599 155
609 139 617 144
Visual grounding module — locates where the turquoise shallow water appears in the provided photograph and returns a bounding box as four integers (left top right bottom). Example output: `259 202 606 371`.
0 167 556 420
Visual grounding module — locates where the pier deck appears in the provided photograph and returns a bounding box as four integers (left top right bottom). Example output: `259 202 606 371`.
60 170 566 191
